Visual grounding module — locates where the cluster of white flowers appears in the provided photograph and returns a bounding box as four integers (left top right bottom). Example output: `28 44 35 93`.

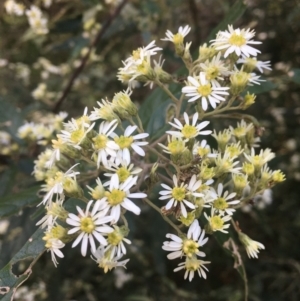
27 24 286 281
4 1 49 35
33 95 148 271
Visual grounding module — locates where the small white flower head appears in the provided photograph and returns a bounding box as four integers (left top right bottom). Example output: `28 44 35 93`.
66 200 114 257
238 232 265 259
193 140 217 159
111 125 149 165
87 178 106 200
104 159 142 185
199 52 230 86
26 6 49 35
161 25 191 44
159 175 203 218
92 246 129 273
174 256 210 281
106 225 131 258
92 119 119 167
210 25 261 58
162 219 208 260
244 148 275 170
208 183 240 216
100 175 147 223
41 164 80 206
237 56 271 73
182 73 229 110
89 99 120 122
204 208 232 233
44 237 65 267
214 151 241 175
5 0 25 16
59 118 95 150
159 135 187 155
36 197 67 228
123 40 162 69
167 112 212 140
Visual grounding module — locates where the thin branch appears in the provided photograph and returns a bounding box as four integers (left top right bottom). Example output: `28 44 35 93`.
53 0 128 113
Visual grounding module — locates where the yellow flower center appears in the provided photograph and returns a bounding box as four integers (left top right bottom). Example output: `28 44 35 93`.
233 127 247 138
213 197 228 210
185 257 201 271
228 33 246 46
105 189 126 206
107 230 123 246
117 167 131 182
76 115 90 127
93 134 108 150
183 239 199 258
205 66 219 80
114 136 133 149
210 216 224 231
173 33 184 45
197 147 209 157
197 84 212 96
80 217 95 234
181 125 197 139
168 140 185 154
226 145 241 157
70 128 85 144
253 155 263 167
171 187 186 201
132 49 141 60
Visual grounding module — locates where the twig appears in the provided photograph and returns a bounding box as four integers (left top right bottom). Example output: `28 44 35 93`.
53 0 128 113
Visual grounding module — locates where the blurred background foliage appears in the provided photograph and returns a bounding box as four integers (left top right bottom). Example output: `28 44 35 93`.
0 0 300 300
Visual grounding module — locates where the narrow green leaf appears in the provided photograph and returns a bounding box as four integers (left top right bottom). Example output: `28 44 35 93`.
0 186 40 219
206 0 248 42
0 228 45 301
246 79 276 94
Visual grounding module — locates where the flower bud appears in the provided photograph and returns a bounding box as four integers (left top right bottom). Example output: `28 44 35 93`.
230 71 249 95
242 92 256 109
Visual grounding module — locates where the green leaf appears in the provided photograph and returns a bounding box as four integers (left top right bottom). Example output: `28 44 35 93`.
138 84 180 138
214 232 247 282
0 186 40 219
0 99 24 139
246 79 277 94
0 228 45 301
206 0 248 42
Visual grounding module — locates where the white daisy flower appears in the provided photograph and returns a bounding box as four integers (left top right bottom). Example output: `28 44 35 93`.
193 140 217 159
111 125 149 165
92 119 119 167
59 118 95 150
167 112 211 140
5 0 25 16
182 72 229 110
158 135 187 155
210 25 261 58
214 151 241 175
238 232 265 259
244 148 275 169
237 56 271 73
44 238 65 267
99 175 147 223
208 183 240 216
104 159 142 185
66 200 114 257
161 25 191 44
40 164 80 206
92 246 130 273
199 52 230 87
89 99 120 122
159 175 203 218
105 225 131 258
123 40 162 69
204 208 232 233
174 256 210 281
162 219 208 259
